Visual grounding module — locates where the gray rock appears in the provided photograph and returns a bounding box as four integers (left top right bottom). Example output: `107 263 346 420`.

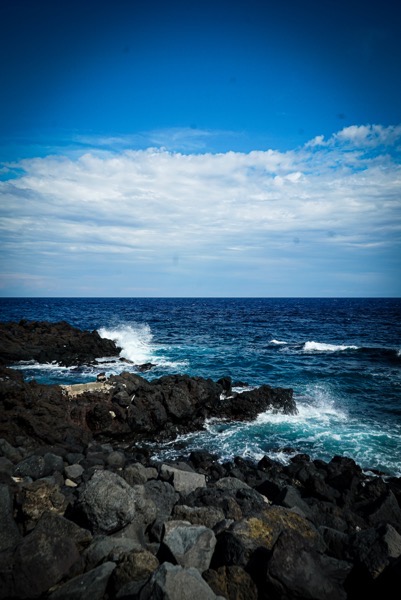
123 462 148 485
145 467 158 480
130 484 158 524
43 452 64 474
78 470 151 534
0 484 21 551
173 504 225 529
161 464 206 494
276 484 315 519
83 536 143 570
106 451 126 468
0 438 24 463
162 520 217 572
66 452 85 465
13 454 46 479
140 562 223 600
64 463 84 481
49 561 116 600
214 477 252 491
144 480 178 519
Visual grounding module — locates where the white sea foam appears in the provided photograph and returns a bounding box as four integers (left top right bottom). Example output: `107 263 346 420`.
13 360 69 371
270 339 287 345
98 324 154 364
303 341 359 352
98 323 189 370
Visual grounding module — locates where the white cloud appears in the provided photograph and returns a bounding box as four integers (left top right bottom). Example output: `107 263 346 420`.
1 123 400 295
306 123 401 149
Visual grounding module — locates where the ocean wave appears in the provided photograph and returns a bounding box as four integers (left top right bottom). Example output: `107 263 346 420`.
98 323 189 371
98 323 154 364
13 360 69 371
270 339 287 345
303 341 359 352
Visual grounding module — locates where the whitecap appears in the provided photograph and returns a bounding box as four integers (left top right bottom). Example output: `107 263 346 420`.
98 323 154 364
13 360 69 372
270 339 287 345
303 341 359 352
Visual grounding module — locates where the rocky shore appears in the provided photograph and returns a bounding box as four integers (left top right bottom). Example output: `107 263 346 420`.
0 321 400 599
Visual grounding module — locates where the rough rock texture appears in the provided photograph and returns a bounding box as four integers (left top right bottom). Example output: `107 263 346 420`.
0 320 120 366
49 561 116 600
160 520 217 572
139 562 222 600
78 470 146 534
0 320 401 599
0 365 295 449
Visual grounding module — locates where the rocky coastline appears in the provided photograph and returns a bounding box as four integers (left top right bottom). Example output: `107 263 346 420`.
0 321 400 599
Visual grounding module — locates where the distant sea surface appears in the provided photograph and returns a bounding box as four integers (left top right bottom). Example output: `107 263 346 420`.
1 297 400 475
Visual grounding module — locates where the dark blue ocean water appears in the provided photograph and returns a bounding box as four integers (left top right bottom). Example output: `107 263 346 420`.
1 298 400 475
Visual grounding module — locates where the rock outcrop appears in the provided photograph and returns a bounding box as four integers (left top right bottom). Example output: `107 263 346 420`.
0 320 400 598
0 437 400 599
0 320 120 366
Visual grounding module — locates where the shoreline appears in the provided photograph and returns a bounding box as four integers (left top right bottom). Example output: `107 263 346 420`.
1 321 401 598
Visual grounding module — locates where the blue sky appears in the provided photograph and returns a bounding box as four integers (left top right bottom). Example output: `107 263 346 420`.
0 0 400 297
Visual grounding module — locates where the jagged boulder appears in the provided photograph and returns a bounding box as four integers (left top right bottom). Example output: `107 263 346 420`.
77 470 155 534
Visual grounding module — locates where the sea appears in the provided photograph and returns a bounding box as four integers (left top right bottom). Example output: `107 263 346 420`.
1 297 400 476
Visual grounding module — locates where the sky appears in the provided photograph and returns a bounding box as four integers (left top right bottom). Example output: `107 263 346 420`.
0 0 400 297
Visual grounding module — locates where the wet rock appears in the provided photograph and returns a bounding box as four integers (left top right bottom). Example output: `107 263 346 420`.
0 320 120 367
213 384 297 420
138 362 156 372
160 520 217 572
49 561 116 600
